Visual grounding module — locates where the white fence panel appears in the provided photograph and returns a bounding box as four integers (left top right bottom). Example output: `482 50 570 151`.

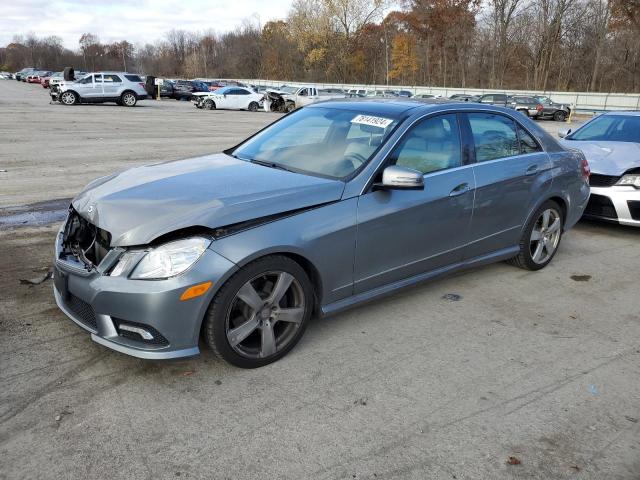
227 78 640 112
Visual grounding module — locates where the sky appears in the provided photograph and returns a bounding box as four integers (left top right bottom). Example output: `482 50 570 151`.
0 0 293 49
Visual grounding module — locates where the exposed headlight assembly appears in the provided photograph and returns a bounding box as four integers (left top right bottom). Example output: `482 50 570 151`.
111 237 211 279
617 174 640 188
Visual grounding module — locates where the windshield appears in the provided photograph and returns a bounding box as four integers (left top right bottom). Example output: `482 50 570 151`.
567 115 640 143
278 86 297 94
232 106 401 179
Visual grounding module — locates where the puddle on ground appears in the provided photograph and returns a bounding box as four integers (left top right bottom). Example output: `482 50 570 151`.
0 198 71 229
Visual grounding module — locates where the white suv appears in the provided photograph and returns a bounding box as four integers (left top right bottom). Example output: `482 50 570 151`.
52 72 148 107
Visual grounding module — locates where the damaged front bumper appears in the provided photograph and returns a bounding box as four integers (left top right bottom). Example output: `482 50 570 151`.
53 221 237 360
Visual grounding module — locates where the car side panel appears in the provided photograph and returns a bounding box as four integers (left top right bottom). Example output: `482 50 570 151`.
208 198 358 306
465 151 553 258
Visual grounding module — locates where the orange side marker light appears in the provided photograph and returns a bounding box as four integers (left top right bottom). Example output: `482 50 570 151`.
180 281 212 301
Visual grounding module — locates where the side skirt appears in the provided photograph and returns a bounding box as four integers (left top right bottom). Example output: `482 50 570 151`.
320 246 519 317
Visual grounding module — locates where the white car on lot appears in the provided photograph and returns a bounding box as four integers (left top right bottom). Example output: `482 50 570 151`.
52 72 148 107
192 86 263 111
559 112 640 227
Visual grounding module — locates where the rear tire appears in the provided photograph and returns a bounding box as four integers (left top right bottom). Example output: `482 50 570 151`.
203 255 314 368
554 110 567 122
120 91 137 107
508 200 563 271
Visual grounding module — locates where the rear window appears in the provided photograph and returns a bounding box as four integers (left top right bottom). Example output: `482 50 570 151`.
125 75 142 82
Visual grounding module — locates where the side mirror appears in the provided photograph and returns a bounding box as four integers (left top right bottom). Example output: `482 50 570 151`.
375 165 424 190
558 128 571 138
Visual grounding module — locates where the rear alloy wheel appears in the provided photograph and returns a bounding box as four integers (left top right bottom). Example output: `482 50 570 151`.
554 110 567 122
60 91 78 105
248 101 259 112
121 91 137 107
204 255 313 368
508 200 563 271
204 99 215 110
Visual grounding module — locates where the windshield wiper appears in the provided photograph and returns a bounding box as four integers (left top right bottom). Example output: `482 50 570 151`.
251 159 296 173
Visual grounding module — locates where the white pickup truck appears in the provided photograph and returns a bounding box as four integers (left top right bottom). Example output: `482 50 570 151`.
263 86 345 112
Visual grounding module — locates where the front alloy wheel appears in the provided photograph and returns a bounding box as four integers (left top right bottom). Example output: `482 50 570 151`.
60 91 77 105
204 255 313 368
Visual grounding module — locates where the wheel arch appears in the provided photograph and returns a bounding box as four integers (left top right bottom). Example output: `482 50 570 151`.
232 249 324 312
521 193 569 237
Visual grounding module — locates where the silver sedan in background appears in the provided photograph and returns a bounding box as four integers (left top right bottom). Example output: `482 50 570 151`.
54 100 590 368
559 112 640 226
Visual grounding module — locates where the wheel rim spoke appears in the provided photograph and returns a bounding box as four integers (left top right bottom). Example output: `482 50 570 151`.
276 307 304 324
530 228 543 241
227 316 259 346
236 281 263 311
541 210 551 229
269 272 293 305
547 217 560 233
532 241 545 262
260 321 277 357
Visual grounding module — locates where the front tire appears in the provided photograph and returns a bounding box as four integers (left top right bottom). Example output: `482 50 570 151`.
203 255 314 368
248 101 259 112
121 91 137 107
203 99 215 110
508 200 563 271
59 91 78 105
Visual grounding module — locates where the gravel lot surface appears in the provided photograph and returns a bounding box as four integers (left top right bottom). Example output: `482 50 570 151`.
1 79 638 480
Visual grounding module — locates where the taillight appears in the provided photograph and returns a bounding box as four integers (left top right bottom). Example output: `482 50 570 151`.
536 104 543 112
581 158 590 180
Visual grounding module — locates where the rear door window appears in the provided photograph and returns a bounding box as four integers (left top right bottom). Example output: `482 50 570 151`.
125 74 142 82
103 74 122 83
516 125 542 154
467 113 519 161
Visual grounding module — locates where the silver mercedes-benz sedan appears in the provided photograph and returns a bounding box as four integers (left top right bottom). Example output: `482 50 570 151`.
53 100 590 368
559 112 640 227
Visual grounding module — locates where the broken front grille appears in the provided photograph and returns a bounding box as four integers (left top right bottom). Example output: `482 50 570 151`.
60 209 112 269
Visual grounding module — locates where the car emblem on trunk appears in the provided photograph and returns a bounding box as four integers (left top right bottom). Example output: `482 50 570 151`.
87 205 94 214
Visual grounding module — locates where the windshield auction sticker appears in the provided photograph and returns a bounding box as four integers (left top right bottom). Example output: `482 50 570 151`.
351 114 393 129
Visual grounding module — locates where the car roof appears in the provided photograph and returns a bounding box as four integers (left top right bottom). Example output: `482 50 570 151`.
307 98 539 117
308 98 439 116
600 111 640 117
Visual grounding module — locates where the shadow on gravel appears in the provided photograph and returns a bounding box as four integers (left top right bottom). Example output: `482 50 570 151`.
0 198 71 229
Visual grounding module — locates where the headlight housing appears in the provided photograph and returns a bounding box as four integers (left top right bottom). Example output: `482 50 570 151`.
617 174 640 188
111 237 211 280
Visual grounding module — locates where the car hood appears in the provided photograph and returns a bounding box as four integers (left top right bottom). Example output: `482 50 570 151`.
72 153 345 247
560 140 640 175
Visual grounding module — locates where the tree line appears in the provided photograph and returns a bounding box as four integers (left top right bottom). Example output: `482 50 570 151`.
1 0 638 93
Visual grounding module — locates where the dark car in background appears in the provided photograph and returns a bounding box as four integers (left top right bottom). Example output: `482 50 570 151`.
510 95 544 118
449 94 480 102
477 93 511 107
172 80 210 100
533 95 571 122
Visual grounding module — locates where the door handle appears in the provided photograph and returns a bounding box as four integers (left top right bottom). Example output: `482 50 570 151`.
449 183 471 197
525 164 539 176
